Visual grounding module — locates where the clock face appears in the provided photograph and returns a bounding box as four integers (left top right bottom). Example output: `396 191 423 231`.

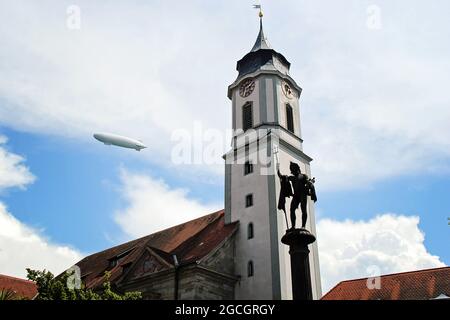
239 79 256 98
282 81 294 99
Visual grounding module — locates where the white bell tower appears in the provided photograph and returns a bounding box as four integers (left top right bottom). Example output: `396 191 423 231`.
224 16 322 300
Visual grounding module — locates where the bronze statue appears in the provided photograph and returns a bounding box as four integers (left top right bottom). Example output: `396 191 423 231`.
277 162 317 230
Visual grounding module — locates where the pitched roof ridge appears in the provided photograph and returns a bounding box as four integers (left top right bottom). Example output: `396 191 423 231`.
337 266 450 284
322 266 450 299
118 244 146 265
107 245 137 260
0 274 35 284
80 236 150 261
147 245 170 255
251 17 271 52
322 266 450 300
170 211 225 259
79 209 224 262
148 209 224 239
196 222 239 265
320 281 345 300
147 246 173 264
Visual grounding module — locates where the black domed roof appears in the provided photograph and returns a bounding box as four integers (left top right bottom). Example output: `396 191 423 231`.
236 18 291 79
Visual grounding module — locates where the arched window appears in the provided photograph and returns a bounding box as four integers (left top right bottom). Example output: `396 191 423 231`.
242 103 253 131
247 223 254 239
286 104 294 133
247 261 254 277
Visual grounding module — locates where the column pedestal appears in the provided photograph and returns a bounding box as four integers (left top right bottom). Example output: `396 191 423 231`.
281 228 316 300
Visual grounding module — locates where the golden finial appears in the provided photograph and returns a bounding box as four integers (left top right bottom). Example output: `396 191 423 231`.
253 4 263 18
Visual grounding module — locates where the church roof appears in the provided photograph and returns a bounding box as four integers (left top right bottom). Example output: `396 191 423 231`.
235 18 291 80
0 274 38 299
74 209 237 290
321 267 450 300
250 18 271 52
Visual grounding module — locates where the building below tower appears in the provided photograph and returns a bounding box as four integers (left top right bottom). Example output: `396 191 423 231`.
73 210 239 300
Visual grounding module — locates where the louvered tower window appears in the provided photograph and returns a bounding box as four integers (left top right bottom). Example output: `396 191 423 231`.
286 104 294 133
242 103 253 131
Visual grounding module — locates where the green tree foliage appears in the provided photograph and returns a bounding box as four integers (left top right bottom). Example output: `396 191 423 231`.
26 269 142 300
0 288 19 300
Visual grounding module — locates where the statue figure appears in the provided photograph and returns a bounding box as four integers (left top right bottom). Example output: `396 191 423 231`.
277 162 317 230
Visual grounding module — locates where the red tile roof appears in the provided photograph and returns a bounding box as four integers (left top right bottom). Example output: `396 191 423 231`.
322 267 450 300
75 209 238 289
0 274 37 299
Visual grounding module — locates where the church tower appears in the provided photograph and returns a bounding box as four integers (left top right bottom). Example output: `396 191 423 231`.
224 17 322 299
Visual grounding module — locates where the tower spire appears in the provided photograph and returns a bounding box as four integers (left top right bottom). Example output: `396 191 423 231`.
251 4 271 52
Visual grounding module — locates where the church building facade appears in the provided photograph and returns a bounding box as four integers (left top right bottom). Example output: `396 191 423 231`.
72 19 322 300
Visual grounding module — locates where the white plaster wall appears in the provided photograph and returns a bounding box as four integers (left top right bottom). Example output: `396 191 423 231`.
231 143 274 299
277 130 303 151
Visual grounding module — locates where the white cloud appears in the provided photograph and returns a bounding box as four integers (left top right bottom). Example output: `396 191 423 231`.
0 135 81 278
287 1 450 190
1 1 450 191
0 1 236 185
114 170 447 295
317 213 445 293
0 135 35 191
115 169 221 238
0 202 82 278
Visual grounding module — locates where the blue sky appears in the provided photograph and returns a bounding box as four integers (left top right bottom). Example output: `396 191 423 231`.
3 127 449 262
0 1 449 292
0 127 223 253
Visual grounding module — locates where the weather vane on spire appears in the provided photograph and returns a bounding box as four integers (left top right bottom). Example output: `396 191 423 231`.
253 4 263 18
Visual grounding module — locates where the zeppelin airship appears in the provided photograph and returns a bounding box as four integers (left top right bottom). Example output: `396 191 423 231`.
93 132 147 151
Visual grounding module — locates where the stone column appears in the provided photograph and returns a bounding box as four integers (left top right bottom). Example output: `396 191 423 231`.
281 228 316 300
